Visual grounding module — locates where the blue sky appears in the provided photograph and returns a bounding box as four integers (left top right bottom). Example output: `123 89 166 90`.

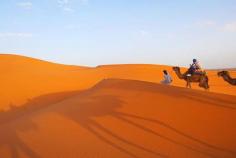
0 0 236 68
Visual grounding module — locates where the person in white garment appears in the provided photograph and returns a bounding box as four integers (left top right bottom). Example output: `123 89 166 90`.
161 70 172 85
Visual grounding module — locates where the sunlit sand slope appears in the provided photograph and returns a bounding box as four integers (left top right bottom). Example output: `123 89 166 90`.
0 54 235 110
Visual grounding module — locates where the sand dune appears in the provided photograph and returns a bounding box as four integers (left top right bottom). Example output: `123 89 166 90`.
0 78 236 158
0 54 235 110
0 54 236 158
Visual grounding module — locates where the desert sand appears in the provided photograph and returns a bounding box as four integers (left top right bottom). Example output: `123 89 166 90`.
0 54 236 158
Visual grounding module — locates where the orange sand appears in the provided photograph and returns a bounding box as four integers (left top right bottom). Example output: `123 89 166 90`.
0 54 236 158
1 54 235 110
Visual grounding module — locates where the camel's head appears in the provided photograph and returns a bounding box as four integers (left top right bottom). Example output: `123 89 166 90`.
217 71 229 77
172 67 180 72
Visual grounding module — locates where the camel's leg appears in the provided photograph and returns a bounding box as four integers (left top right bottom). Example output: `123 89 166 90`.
188 81 191 88
199 76 209 90
186 82 191 88
186 81 190 88
187 77 191 88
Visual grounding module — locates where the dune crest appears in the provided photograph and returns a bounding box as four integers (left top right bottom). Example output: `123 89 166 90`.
1 54 235 110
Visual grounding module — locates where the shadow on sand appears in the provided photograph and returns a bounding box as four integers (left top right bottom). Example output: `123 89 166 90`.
0 90 81 158
53 92 235 158
97 79 236 109
0 79 235 158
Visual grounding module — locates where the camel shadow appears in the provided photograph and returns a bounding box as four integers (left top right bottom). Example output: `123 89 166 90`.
55 95 167 158
1 81 235 158
54 91 235 158
0 90 81 158
0 106 40 158
115 112 236 155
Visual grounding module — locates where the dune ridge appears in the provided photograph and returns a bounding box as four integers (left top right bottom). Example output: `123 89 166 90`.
0 54 236 110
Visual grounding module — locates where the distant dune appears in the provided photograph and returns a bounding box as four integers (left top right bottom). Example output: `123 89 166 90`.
206 68 236 71
0 54 235 110
0 54 236 158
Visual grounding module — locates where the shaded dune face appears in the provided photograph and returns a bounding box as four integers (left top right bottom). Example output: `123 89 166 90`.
0 78 236 158
0 54 236 110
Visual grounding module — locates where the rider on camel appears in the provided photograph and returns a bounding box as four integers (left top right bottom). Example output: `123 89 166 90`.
189 59 203 75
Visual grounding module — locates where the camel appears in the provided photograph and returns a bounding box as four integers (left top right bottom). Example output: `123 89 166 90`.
172 67 209 89
217 71 236 85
